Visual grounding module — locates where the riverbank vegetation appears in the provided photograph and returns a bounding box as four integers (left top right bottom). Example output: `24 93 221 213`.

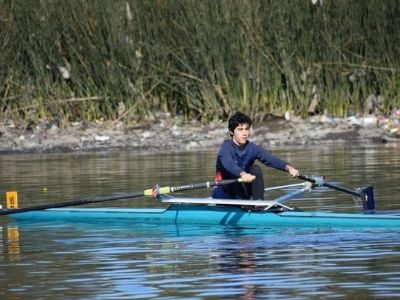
1 0 399 127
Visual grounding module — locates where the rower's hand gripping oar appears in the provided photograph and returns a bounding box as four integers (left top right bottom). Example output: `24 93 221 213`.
0 178 243 216
298 174 375 212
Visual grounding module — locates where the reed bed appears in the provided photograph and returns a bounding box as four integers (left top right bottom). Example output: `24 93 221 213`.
0 0 399 126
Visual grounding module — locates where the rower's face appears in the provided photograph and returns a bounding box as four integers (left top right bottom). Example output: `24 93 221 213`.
231 123 250 146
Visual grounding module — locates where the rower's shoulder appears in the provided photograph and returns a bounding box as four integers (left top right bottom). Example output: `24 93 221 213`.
219 139 233 149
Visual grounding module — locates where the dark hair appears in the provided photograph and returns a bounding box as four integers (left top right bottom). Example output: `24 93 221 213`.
228 112 252 134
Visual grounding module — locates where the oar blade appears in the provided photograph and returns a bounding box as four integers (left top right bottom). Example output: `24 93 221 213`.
357 186 375 212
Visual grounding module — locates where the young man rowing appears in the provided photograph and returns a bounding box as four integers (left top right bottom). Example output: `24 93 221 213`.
212 112 299 200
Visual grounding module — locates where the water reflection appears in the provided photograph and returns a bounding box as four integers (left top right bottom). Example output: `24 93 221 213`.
1 144 400 299
1 219 400 299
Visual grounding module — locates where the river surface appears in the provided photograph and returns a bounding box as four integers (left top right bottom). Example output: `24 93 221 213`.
1 143 400 299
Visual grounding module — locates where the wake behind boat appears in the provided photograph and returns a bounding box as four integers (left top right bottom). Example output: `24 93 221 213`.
2 176 400 228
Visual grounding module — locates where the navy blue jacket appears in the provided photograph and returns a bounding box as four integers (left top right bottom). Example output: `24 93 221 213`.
211 140 288 199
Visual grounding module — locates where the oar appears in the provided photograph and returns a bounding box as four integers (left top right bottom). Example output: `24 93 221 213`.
298 174 375 211
0 178 242 216
298 174 361 197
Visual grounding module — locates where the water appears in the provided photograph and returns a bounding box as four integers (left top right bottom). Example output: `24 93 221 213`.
1 143 400 299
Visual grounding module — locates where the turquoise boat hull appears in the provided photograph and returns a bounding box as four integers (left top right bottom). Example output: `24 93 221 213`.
7 204 400 228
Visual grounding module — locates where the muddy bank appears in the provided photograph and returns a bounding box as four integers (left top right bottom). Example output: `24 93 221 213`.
0 114 399 154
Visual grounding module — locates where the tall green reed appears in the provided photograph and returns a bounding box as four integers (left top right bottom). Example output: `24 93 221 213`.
0 0 399 127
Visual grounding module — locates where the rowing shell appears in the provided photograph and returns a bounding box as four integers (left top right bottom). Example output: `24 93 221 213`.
7 202 400 228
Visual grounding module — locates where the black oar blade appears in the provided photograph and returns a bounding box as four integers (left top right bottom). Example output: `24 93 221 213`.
356 186 375 212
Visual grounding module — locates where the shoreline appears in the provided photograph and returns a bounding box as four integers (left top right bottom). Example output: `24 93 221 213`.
0 115 399 155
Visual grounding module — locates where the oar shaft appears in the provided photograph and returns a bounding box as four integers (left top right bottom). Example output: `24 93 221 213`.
1 178 242 216
323 182 361 197
298 174 361 197
172 178 242 192
0 191 145 216
144 178 242 196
